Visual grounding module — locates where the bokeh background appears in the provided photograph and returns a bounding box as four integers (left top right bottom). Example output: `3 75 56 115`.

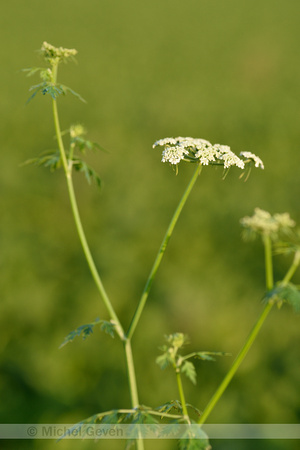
1 0 300 449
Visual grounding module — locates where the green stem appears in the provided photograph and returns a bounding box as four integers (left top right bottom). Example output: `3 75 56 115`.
126 164 202 340
282 251 300 285
51 64 124 339
198 301 273 425
65 176 124 337
198 232 275 425
124 339 144 450
124 339 140 407
263 234 274 290
176 369 190 423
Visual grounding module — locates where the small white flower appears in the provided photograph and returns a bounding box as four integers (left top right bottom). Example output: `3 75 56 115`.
194 138 212 147
240 151 264 169
161 146 189 165
214 144 245 169
153 137 178 148
194 145 217 165
153 136 263 173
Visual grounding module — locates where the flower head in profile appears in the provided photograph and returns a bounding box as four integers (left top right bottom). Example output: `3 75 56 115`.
153 136 264 176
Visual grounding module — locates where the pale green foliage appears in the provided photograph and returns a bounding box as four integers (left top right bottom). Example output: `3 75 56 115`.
156 400 201 417
22 123 102 187
61 404 209 450
59 318 115 348
21 150 61 171
23 67 86 103
264 283 300 312
181 361 197 385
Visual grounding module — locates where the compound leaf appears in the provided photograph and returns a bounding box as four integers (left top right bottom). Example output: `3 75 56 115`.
156 352 172 370
72 158 102 188
155 400 183 415
60 84 86 103
100 320 116 338
59 318 115 348
22 150 61 171
181 361 197 385
264 283 300 312
193 351 229 362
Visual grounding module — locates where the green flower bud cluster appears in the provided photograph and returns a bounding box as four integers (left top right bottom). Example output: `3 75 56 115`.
165 332 187 350
40 41 77 65
70 123 86 139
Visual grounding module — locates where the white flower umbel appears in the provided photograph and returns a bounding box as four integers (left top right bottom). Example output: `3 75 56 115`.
213 144 245 169
153 136 263 173
240 151 264 169
161 145 189 165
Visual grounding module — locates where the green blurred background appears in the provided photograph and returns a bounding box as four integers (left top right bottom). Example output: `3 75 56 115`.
1 0 299 449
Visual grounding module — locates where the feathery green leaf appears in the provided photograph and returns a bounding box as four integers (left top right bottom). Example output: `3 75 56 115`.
264 283 300 312
181 361 197 385
59 318 115 348
72 157 102 188
22 150 61 171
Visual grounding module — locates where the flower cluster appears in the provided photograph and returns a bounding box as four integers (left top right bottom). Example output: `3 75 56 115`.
70 123 86 139
165 332 187 350
240 151 264 169
240 208 295 239
153 136 264 172
40 41 77 65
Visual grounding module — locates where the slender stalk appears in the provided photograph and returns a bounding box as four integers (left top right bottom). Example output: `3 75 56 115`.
124 341 144 450
65 176 124 336
175 369 190 423
263 234 274 290
282 250 300 285
198 233 275 425
51 64 124 340
124 340 140 407
124 339 144 450
51 64 69 175
126 164 202 339
198 301 273 424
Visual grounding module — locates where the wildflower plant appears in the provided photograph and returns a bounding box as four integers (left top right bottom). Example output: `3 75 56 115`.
22 43 299 450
